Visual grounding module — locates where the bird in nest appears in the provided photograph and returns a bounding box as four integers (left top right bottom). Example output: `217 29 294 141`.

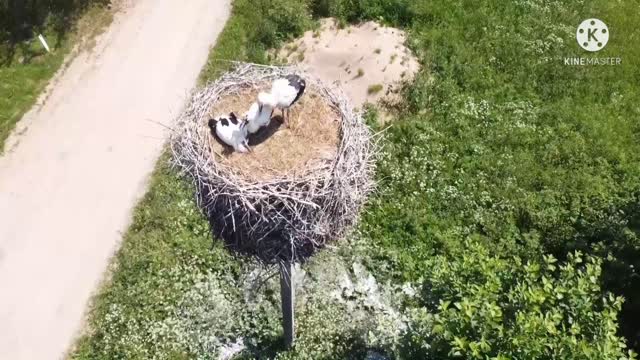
244 92 276 134
208 112 251 153
270 74 306 128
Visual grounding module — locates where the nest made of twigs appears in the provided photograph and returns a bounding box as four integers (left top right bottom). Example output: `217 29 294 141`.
171 63 376 264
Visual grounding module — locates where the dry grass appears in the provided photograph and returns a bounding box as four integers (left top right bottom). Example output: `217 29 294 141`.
206 82 341 181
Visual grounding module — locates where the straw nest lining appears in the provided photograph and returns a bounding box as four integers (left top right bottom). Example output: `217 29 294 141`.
172 63 376 264
208 79 341 181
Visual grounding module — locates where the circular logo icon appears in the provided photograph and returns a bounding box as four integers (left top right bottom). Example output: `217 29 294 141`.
576 18 609 52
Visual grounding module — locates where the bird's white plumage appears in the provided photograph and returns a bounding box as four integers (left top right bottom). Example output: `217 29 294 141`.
245 92 276 134
214 114 250 153
244 102 261 133
271 78 300 109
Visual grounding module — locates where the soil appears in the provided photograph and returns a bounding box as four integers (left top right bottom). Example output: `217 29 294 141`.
277 18 420 108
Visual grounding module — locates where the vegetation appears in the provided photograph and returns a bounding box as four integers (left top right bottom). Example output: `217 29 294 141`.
198 0 312 83
73 0 640 358
0 0 112 150
1 0 109 46
72 158 279 359
357 0 640 353
405 243 629 359
367 83 383 94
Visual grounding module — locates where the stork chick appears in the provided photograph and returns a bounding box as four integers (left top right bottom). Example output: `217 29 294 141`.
271 74 306 127
245 92 277 134
208 112 251 153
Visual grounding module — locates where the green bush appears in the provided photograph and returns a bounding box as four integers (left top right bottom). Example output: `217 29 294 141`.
403 242 635 359
307 0 414 26
199 0 312 81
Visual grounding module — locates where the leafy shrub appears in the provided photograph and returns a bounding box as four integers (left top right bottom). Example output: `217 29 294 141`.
403 242 635 359
199 0 312 81
243 0 312 50
307 0 414 27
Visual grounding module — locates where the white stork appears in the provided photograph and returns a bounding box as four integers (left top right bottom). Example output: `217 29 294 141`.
245 92 277 134
208 112 251 153
271 74 306 127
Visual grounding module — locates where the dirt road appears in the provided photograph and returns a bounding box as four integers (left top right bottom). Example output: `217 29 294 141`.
0 0 230 358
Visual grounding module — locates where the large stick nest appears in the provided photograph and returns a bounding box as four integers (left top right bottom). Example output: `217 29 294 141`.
171 63 376 264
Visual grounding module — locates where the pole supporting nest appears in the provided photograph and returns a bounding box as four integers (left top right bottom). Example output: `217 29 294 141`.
279 260 295 349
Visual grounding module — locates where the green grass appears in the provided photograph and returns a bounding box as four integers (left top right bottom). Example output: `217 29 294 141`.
0 41 67 149
71 157 254 358
73 0 640 358
0 3 113 152
71 157 390 359
197 0 311 84
359 0 640 352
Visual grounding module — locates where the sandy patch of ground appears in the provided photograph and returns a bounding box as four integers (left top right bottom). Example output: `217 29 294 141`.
277 18 420 108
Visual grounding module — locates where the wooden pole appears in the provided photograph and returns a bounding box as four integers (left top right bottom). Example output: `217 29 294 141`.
279 260 295 349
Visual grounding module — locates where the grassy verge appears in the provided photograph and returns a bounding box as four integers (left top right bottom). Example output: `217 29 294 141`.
73 0 640 358
0 2 113 151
